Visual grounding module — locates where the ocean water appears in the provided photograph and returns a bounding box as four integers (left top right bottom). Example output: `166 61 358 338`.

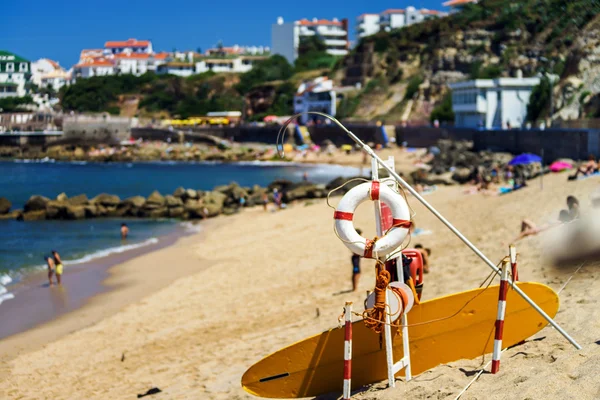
0 160 362 303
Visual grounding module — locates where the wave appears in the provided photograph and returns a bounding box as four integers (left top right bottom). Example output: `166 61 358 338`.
0 274 14 306
64 237 160 265
180 221 203 234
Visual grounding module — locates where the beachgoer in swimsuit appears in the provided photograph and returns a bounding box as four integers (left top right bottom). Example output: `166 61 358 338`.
414 244 431 273
52 250 63 285
45 255 56 286
569 155 598 180
510 210 572 243
121 223 129 240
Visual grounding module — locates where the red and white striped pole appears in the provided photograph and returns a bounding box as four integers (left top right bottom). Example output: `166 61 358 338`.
492 259 510 374
343 301 353 399
509 244 518 282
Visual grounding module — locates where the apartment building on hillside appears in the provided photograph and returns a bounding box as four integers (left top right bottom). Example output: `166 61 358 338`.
357 7 447 38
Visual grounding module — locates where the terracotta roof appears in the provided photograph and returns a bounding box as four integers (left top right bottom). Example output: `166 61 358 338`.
154 52 170 60
80 49 104 60
442 0 477 6
42 69 70 79
420 9 444 15
297 18 343 26
381 9 405 15
104 39 150 48
74 59 114 68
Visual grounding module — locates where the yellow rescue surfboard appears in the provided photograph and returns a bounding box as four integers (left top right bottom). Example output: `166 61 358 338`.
242 282 559 398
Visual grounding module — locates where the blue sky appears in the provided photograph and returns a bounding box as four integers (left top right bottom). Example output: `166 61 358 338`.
2 0 448 68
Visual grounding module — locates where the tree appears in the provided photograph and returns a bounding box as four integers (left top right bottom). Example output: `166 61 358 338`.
295 36 338 72
235 55 293 94
430 93 454 123
0 96 34 112
527 75 552 122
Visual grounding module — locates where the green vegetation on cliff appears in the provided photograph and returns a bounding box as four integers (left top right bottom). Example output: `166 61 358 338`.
0 96 34 112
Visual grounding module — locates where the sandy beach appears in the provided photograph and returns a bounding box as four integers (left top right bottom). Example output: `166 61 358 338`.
1 171 599 400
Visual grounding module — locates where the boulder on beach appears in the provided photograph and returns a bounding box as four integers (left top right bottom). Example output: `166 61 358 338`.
92 193 121 207
0 209 21 220
326 176 366 195
451 167 473 184
268 179 294 192
67 194 89 206
0 197 11 214
122 196 146 208
45 200 67 219
185 189 198 200
146 191 166 207
168 207 184 218
165 195 183 208
173 187 186 198
21 210 47 221
204 191 227 208
148 208 168 219
24 195 51 212
65 205 86 220
56 192 68 202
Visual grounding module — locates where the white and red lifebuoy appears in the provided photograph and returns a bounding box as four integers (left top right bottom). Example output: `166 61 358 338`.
334 181 411 258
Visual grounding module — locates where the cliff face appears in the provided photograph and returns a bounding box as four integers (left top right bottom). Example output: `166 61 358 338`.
341 0 600 122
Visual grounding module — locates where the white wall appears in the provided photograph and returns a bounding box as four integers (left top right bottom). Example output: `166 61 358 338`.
389 14 406 29
357 15 380 38
272 22 297 64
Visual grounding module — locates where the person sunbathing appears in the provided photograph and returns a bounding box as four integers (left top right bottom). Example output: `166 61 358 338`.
510 210 572 243
569 155 598 180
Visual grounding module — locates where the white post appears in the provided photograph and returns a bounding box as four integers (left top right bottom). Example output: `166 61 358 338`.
371 158 395 388
343 302 353 400
492 260 509 373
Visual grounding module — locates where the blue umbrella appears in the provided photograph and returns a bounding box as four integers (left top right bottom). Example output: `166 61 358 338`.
508 153 542 166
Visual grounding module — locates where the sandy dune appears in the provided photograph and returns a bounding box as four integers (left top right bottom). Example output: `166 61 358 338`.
1 172 599 400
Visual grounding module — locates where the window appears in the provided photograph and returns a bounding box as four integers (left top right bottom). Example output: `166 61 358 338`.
19 63 27 72
6 63 14 72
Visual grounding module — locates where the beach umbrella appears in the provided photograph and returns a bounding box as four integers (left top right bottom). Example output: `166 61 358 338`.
508 153 542 166
341 144 353 152
549 161 573 172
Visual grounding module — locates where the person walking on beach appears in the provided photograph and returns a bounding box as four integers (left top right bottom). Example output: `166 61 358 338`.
121 223 129 240
45 255 56 286
262 193 269 211
52 250 64 285
351 229 363 291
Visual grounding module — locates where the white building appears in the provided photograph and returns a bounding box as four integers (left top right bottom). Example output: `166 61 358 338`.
31 58 63 86
156 62 196 77
72 58 116 79
272 17 349 64
0 50 31 98
204 45 270 56
40 68 71 92
357 14 381 38
195 56 267 74
448 76 541 129
357 7 447 38
114 52 169 75
294 76 338 124
104 38 153 55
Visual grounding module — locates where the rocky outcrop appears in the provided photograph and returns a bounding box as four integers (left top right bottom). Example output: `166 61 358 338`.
0 197 11 214
92 193 121 207
24 195 51 212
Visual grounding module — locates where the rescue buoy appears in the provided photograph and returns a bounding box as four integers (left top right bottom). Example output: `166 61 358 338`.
334 181 411 258
364 281 415 322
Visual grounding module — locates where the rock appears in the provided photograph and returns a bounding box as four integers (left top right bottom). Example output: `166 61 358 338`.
146 191 166 207
148 207 168 219
0 210 21 220
114 204 132 217
268 180 294 191
65 205 86 220
173 187 186 198
165 195 183 208
223 207 237 215
123 196 146 208
67 194 89 206
168 207 184 218
46 200 67 219
204 191 227 208
21 210 47 221
84 205 98 218
92 193 121 207
56 192 68 202
0 197 11 214
422 172 455 186
326 176 366 194
24 195 51 212
204 203 222 217
185 189 198 199
104 206 118 217
284 183 315 202
451 167 473 184
95 204 108 217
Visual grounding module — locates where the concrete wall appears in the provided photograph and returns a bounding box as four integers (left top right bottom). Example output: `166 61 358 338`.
0 132 62 147
63 115 131 144
397 126 599 162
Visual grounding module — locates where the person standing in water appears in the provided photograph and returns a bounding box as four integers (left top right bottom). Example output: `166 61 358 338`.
121 223 129 240
45 255 56 286
51 250 63 285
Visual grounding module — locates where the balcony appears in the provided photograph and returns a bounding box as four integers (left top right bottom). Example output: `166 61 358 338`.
326 49 349 56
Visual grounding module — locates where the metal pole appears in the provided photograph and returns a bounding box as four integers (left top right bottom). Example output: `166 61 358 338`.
346 130 582 350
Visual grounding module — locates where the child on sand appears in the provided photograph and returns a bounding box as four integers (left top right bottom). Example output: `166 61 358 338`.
45 256 56 286
52 250 63 285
